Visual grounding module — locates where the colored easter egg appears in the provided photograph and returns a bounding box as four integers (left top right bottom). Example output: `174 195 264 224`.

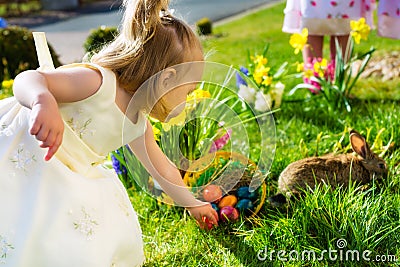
236 186 258 200
236 199 254 215
219 206 239 222
202 216 214 230
211 203 219 212
218 195 238 208
202 184 223 202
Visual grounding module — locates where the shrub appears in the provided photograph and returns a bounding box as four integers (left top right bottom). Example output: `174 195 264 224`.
83 26 118 54
0 25 61 84
196 17 212 36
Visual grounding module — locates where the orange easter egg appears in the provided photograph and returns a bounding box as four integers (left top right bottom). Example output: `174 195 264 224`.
218 195 238 208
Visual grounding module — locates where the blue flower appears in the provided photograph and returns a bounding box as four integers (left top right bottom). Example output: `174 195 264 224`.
240 66 249 76
0 18 7 29
236 70 248 88
111 150 127 175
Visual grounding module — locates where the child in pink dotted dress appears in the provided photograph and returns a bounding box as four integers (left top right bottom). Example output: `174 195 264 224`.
283 0 374 63
377 0 400 39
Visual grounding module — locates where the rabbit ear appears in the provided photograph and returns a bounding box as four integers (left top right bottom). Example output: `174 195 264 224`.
350 130 371 159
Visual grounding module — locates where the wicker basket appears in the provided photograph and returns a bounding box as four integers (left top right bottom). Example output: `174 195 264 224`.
183 151 266 217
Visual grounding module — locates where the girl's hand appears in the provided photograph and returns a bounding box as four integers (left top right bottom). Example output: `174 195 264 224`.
187 202 219 230
29 96 64 161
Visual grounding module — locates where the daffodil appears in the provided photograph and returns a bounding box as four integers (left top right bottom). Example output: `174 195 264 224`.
289 28 308 54
303 69 314 79
152 124 161 141
187 89 211 102
251 55 268 67
313 58 328 77
185 89 211 110
296 62 304 72
0 79 14 99
253 65 270 85
162 109 186 131
261 75 273 87
350 17 370 44
237 44 288 111
292 18 375 111
1 79 13 89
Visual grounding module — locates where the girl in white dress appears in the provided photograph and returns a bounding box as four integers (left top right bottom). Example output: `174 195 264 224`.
282 0 374 63
0 0 218 266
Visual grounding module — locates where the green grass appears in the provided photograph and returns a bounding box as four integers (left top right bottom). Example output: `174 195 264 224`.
130 2 400 266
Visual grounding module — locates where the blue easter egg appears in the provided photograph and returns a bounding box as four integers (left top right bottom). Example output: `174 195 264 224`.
236 186 250 199
236 199 254 215
211 203 219 212
248 190 258 200
236 186 258 200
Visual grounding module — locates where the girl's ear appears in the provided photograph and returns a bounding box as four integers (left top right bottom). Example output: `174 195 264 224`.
350 130 370 159
160 68 177 89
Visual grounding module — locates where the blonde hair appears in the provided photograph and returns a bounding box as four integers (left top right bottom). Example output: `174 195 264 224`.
91 0 202 94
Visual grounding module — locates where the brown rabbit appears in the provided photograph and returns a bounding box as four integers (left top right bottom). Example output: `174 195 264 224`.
269 130 388 206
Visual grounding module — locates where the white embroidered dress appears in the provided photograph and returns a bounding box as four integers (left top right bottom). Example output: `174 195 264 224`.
0 34 146 267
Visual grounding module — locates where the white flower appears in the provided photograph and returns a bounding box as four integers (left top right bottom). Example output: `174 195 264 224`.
275 81 285 92
272 82 285 108
254 91 271 112
238 84 256 104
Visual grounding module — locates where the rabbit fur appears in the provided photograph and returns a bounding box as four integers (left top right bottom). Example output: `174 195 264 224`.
270 130 387 205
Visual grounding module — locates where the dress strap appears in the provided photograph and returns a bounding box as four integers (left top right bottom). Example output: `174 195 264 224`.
59 63 101 74
33 32 55 71
33 32 107 178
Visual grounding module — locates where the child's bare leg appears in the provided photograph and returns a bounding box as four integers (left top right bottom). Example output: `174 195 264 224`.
303 35 323 64
330 34 350 61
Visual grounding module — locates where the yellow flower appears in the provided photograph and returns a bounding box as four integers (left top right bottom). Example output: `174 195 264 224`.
162 108 186 131
313 58 327 77
152 124 161 141
304 69 314 79
1 79 13 89
350 18 370 44
253 65 270 85
296 62 304 72
262 75 273 86
290 28 308 54
185 89 210 111
186 89 211 102
251 55 268 67
1 79 14 99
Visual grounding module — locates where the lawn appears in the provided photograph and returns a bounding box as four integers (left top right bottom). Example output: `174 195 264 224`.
129 2 400 266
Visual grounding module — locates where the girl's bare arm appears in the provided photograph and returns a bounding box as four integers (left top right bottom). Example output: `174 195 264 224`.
13 67 102 160
129 120 219 228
